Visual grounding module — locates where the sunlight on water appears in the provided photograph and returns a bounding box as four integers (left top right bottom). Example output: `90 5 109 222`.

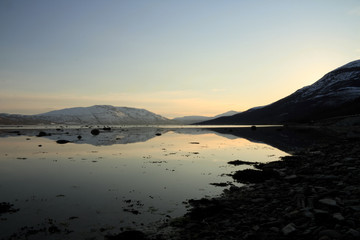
0 127 288 239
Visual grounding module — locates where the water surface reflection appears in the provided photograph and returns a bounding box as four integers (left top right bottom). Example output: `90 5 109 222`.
0 126 324 239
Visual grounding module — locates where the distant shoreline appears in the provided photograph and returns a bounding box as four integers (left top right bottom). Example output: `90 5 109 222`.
0 124 283 130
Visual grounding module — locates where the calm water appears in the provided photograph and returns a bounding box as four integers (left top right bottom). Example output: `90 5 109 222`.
0 126 289 239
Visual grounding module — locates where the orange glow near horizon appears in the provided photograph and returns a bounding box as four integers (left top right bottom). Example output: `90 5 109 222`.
0 1 359 117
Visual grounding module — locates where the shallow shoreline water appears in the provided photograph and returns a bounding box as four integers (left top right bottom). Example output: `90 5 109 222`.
146 127 360 240
0 125 289 240
2 125 357 239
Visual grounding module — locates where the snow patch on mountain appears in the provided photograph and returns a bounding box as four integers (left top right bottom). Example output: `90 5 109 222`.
333 59 360 70
291 60 360 104
36 105 172 125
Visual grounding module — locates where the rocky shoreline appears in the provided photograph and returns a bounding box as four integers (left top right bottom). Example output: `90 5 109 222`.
134 127 360 240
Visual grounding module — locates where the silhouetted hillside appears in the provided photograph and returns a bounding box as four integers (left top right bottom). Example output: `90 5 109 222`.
199 60 360 125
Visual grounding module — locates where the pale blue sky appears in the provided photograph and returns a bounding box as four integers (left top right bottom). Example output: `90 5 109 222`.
1 0 359 117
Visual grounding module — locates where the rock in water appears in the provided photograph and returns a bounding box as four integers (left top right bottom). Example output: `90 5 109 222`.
37 131 50 137
56 140 70 144
232 169 278 183
91 129 100 135
0 202 19 214
228 160 257 166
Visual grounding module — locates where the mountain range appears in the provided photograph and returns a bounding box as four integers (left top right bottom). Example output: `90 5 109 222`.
172 111 239 124
1 60 359 126
0 105 173 125
0 105 237 125
199 59 360 125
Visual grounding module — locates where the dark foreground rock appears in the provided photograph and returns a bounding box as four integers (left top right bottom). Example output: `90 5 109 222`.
56 139 71 144
0 202 19 215
91 129 100 135
228 160 258 166
232 168 280 183
147 128 360 240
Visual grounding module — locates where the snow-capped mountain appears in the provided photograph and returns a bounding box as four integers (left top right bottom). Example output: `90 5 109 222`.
173 110 239 124
0 105 174 125
200 60 360 125
291 60 360 105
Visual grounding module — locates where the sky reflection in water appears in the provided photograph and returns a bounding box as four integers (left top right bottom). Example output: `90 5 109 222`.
0 127 288 238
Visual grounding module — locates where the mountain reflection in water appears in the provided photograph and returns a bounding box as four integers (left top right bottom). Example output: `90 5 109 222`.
0 125 338 239
0 125 338 152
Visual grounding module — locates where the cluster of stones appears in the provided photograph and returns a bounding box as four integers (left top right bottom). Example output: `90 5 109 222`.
150 136 360 240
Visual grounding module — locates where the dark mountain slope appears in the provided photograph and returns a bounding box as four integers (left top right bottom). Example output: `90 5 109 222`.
200 60 360 125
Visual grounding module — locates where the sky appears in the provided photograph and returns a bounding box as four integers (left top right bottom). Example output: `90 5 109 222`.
1 0 359 118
